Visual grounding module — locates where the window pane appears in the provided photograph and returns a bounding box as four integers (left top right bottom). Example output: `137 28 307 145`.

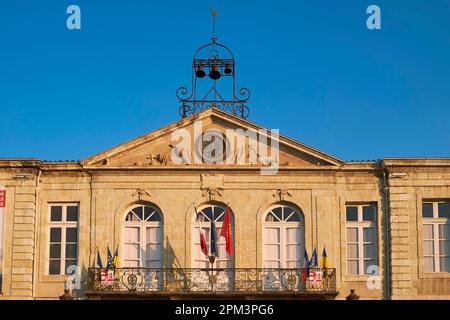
143 206 154 221
346 207 358 221
265 213 277 222
66 227 78 242
65 259 77 273
364 244 376 259
440 257 450 272
438 202 450 218
201 207 213 221
148 212 161 222
347 261 359 275
286 210 301 222
49 260 61 275
363 205 376 221
125 244 140 259
423 240 434 255
67 205 78 221
271 207 283 221
146 227 161 243
424 257 434 272
439 224 450 240
423 224 433 239
66 244 78 258
125 227 139 242
363 227 376 243
347 244 359 259
286 244 301 260
266 245 280 259
50 206 62 221
50 228 61 242
146 260 162 268
347 228 358 242
132 207 143 220
213 206 225 221
145 244 160 260
364 260 376 274
422 203 434 218
50 244 61 258
125 212 139 221
265 228 280 243
286 228 301 243
439 241 450 256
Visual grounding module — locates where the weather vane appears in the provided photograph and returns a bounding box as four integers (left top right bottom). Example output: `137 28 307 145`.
176 7 251 119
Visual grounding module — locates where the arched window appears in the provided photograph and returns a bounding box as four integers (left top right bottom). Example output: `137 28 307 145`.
123 204 163 268
263 204 304 269
192 204 235 268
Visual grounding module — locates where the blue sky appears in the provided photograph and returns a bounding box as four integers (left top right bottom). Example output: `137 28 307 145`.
0 0 449 161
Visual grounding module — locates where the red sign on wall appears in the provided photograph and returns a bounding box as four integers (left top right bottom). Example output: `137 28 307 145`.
0 190 6 207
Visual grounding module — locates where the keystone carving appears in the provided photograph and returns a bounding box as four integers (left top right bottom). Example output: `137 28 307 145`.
273 189 292 201
132 188 151 201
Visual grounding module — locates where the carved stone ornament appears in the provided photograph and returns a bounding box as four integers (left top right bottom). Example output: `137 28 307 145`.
273 189 292 201
200 174 224 201
201 187 224 201
134 153 169 166
132 188 151 201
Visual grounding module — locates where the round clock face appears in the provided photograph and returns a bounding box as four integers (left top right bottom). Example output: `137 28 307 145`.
194 129 229 164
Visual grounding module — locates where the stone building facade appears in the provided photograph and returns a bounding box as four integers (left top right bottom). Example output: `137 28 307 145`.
0 107 449 299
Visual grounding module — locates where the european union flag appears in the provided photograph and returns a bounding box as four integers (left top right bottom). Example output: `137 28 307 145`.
309 247 318 268
106 246 114 270
210 222 218 257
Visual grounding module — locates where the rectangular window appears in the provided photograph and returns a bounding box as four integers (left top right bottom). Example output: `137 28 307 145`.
422 200 450 273
48 203 79 275
346 204 378 275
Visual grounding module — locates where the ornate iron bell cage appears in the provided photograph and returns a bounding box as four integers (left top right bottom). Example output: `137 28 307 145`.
177 19 251 119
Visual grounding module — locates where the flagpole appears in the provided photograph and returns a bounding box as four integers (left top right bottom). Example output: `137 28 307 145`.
209 220 216 291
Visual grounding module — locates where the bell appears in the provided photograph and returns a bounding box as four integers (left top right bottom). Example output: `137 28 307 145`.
224 64 232 75
209 65 221 80
196 65 206 78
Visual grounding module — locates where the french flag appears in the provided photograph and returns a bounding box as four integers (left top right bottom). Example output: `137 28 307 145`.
195 207 208 256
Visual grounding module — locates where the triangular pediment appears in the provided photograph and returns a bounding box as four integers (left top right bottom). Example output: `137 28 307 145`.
82 108 343 168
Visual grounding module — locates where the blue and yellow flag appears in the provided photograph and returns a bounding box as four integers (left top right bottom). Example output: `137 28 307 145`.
320 246 328 268
113 246 119 268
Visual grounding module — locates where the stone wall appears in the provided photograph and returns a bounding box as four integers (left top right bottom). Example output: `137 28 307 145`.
1 158 450 300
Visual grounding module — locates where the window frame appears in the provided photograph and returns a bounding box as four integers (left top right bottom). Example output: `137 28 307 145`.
122 204 163 268
422 200 450 273
262 204 304 269
345 204 378 276
48 203 79 276
192 204 235 268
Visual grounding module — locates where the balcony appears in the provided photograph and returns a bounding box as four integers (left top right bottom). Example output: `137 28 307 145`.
86 267 338 300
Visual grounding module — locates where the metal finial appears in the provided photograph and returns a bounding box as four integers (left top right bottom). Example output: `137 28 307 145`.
211 6 218 40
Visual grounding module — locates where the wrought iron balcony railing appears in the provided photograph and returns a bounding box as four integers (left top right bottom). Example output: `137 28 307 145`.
87 267 336 295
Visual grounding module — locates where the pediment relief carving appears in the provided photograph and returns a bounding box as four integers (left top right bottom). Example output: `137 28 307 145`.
83 108 343 168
